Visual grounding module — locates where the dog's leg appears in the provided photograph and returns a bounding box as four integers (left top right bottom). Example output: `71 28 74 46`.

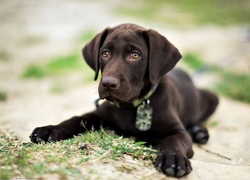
198 89 219 122
155 128 194 177
29 111 102 143
184 90 218 145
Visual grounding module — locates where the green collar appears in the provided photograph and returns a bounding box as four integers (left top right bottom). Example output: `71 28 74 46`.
100 84 158 109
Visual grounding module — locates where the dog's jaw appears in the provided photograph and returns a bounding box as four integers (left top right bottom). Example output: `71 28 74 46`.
100 94 139 104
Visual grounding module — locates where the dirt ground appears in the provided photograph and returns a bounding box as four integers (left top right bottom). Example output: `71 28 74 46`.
0 0 250 179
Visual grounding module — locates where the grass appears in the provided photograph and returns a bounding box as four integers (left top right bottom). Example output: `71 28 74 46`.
183 52 250 104
114 0 250 26
0 91 7 102
0 129 156 179
0 50 9 61
80 29 98 43
50 84 67 94
22 55 82 78
22 54 94 82
182 52 205 71
216 71 250 103
21 29 98 83
22 35 47 45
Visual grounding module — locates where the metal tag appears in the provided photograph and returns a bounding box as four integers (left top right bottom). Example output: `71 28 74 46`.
135 102 153 131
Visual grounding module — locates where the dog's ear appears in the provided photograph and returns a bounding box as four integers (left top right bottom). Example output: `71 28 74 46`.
82 28 109 80
144 29 182 85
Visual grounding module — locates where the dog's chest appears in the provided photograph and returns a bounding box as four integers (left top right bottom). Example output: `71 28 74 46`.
111 106 154 135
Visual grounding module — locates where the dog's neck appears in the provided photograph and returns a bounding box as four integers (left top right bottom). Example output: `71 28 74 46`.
132 84 158 107
108 84 158 109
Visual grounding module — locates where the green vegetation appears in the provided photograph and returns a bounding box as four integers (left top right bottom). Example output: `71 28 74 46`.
22 65 46 78
21 29 99 83
50 84 67 94
22 54 94 82
0 129 156 179
115 0 250 26
22 35 47 45
183 52 205 71
0 91 7 102
183 52 250 104
208 120 220 128
0 50 9 61
80 29 98 43
216 71 250 103
22 55 82 78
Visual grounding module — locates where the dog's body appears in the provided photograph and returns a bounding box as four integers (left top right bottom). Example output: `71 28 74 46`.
30 24 218 177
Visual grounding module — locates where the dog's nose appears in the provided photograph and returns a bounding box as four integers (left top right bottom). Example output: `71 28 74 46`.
102 77 119 90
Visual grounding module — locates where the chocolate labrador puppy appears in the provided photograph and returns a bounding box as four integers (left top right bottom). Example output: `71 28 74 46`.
30 23 219 177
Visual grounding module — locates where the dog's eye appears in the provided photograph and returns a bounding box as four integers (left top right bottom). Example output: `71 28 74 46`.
131 52 140 60
101 50 110 59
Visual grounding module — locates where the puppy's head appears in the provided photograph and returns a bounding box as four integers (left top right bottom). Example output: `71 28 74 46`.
82 23 181 103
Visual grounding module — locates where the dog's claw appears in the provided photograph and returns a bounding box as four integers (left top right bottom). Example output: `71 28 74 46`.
29 133 37 143
187 165 192 174
165 164 176 176
29 133 44 143
156 163 163 171
176 166 186 177
48 135 53 142
36 136 45 143
155 152 192 177
29 125 65 144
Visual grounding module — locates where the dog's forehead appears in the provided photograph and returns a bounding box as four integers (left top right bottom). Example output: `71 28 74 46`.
103 24 147 47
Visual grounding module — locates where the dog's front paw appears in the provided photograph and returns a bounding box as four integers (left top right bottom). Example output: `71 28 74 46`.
29 125 66 143
155 151 192 177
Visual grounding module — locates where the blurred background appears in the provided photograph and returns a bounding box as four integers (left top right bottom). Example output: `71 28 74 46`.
0 0 250 143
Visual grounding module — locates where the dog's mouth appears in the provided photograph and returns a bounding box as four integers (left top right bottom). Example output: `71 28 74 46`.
105 96 122 103
99 85 139 104
104 95 138 104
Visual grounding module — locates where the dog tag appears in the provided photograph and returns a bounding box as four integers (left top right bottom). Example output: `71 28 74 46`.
135 102 153 131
